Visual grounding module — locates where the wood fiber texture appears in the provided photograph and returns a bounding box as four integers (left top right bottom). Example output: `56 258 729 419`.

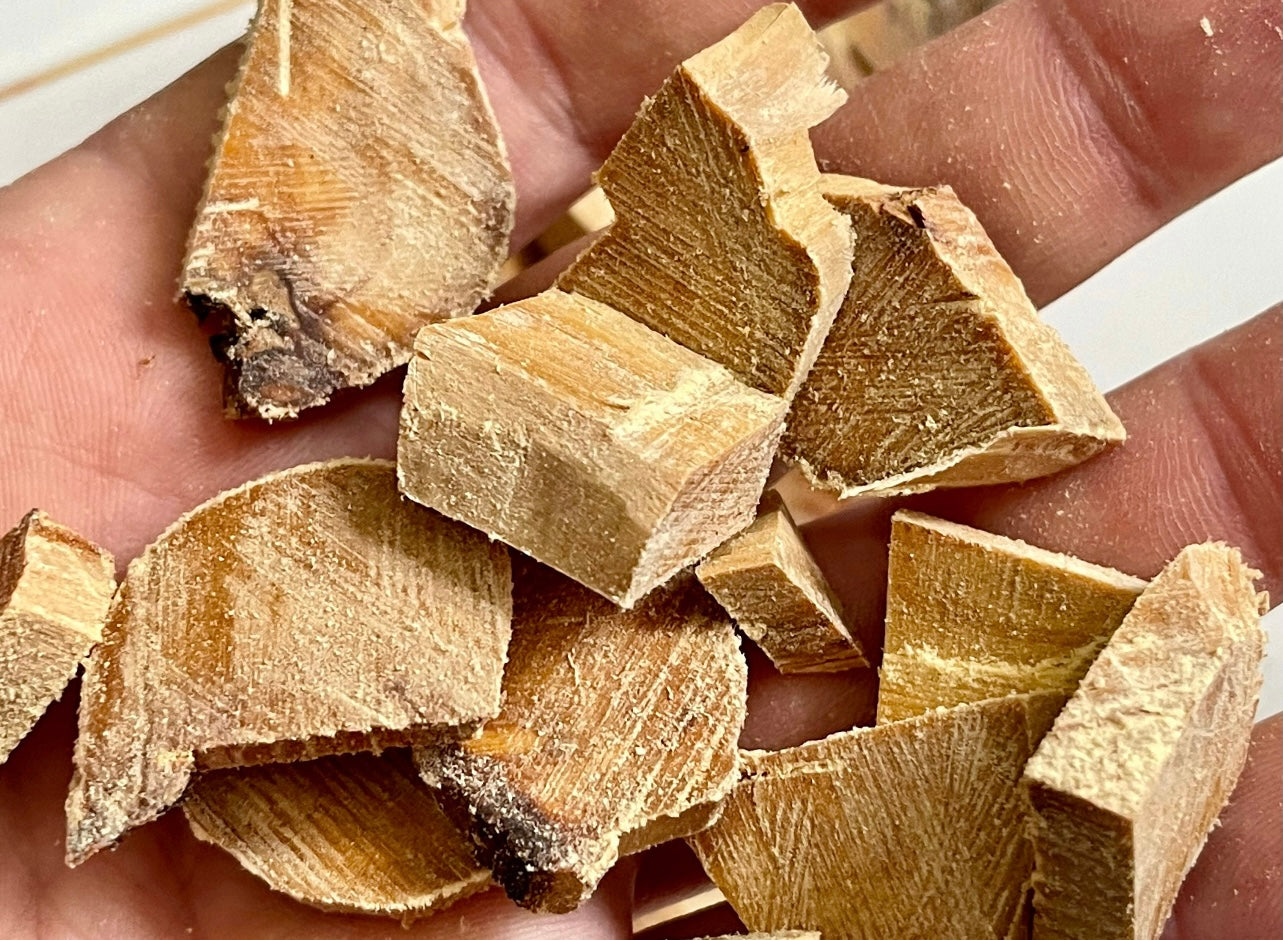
782 176 1124 496
182 0 514 420
398 289 786 607
878 510 1145 723
185 752 489 918
696 933 822 940
66 458 512 864
417 565 747 913
690 693 1059 939
558 2 853 400
0 511 114 764
698 505 866 673
1023 544 1267 940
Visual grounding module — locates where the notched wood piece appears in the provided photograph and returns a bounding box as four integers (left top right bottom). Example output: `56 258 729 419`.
782 175 1125 497
1022 543 1266 940
878 510 1146 724
689 693 1060 940
185 752 489 918
181 0 514 420
66 458 512 865
398 288 786 607
558 3 853 400
697 505 866 673
697 933 821 940
0 511 114 765
416 566 747 913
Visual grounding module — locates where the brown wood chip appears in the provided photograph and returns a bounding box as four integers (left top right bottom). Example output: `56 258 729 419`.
1023 543 1267 940
689 693 1060 940
1 511 114 764
698 504 866 673
181 0 514 420
66 458 512 865
782 175 1124 496
878 510 1145 723
185 752 489 918
696 933 822 940
398 289 786 607
558 3 853 400
416 565 747 913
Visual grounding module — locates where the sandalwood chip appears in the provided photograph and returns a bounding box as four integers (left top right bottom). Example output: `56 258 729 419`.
185 753 489 917
1 512 114 764
782 175 1125 496
416 566 747 913
558 2 853 399
878 511 1146 723
1023 543 1266 940
398 289 786 607
182 0 514 420
689 693 1059 940
67 458 511 865
697 505 866 673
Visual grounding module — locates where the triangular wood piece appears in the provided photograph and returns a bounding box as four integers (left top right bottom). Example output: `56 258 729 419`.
878 511 1145 723
1 511 114 764
185 752 490 918
689 693 1060 940
182 0 514 420
398 289 786 607
558 2 853 400
698 504 866 673
67 459 512 864
416 565 747 913
1023 543 1266 940
781 176 1124 496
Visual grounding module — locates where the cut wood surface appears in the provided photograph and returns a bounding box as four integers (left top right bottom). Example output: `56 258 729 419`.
698 505 866 673
696 932 822 940
1023 543 1266 940
878 510 1146 723
417 565 747 913
398 289 786 607
185 752 489 918
782 175 1124 496
66 458 512 865
182 0 513 420
558 3 853 400
1 511 114 765
690 693 1059 940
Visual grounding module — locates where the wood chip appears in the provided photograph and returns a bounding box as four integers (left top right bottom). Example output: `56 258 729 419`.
416 565 747 913
878 510 1146 723
185 752 489 918
781 176 1125 496
697 933 822 940
1 511 114 764
689 693 1060 939
697 504 866 673
398 289 786 607
558 3 853 400
66 458 512 865
1023 543 1266 940
181 0 514 420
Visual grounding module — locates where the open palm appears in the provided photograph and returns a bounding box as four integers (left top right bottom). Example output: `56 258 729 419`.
1 1 1279 937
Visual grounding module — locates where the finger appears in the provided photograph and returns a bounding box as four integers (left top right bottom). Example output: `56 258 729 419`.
815 0 1282 304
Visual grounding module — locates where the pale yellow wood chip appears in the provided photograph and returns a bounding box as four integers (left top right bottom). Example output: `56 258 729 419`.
879 510 1146 723
1 511 114 764
696 932 822 940
558 3 853 400
689 693 1060 939
184 752 490 918
398 289 786 607
1022 543 1266 940
181 0 514 420
66 458 511 865
781 175 1125 497
698 506 866 673
416 564 747 913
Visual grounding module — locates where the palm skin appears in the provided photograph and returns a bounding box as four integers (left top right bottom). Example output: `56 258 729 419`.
0 1 1279 937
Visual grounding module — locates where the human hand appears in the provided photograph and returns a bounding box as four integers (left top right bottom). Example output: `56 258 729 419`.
0 0 1278 937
